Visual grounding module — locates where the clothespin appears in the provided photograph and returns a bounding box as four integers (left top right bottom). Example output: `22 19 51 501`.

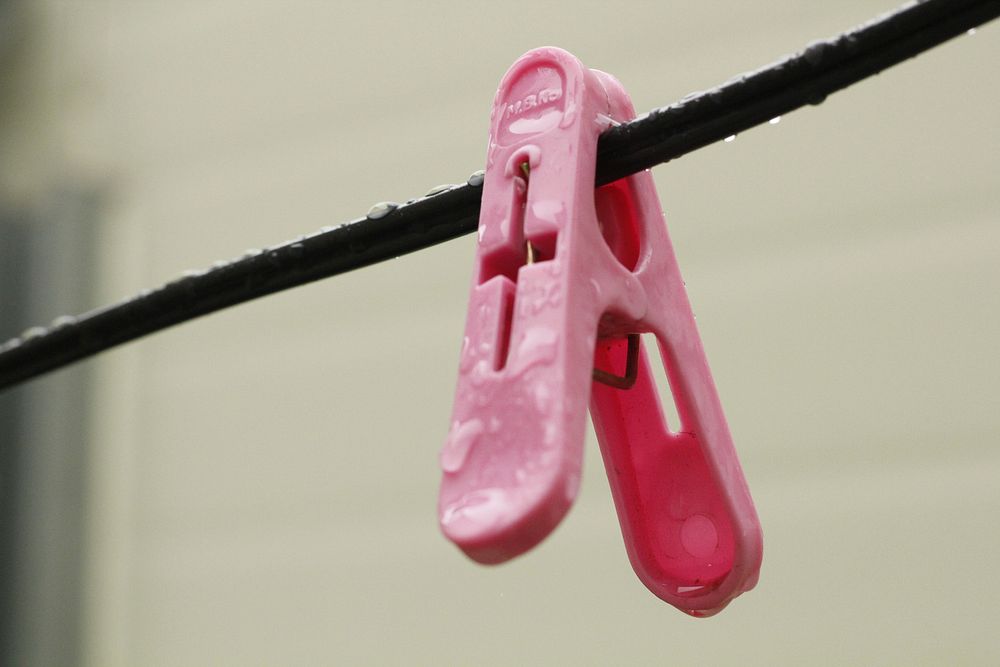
438 47 762 616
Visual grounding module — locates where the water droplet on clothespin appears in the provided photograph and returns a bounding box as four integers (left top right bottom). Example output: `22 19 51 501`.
724 134 737 143
440 419 485 473
366 202 398 220
440 487 511 530
769 116 781 125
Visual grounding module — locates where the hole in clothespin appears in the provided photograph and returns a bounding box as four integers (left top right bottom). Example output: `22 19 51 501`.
478 160 558 285
477 176 529 285
494 238 539 371
641 333 683 433
525 239 537 265
488 161 559 372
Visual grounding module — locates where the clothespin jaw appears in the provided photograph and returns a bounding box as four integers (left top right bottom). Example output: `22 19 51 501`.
439 48 623 564
587 69 762 617
439 48 762 615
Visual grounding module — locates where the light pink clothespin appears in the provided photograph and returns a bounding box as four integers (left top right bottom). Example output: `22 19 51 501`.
439 47 762 616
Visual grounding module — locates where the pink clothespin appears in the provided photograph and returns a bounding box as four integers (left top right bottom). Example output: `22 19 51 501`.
439 47 762 616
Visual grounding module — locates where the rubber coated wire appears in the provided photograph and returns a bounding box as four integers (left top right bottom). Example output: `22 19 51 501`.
1 0 998 392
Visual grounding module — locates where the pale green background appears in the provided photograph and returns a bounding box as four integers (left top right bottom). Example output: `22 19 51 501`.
2 1 999 665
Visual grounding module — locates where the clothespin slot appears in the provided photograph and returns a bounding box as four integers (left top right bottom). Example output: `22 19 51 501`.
476 153 555 373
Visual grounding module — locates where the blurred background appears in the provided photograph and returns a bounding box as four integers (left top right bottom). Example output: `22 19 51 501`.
0 1 998 665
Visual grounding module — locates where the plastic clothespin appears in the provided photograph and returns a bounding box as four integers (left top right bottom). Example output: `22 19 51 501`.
438 47 762 616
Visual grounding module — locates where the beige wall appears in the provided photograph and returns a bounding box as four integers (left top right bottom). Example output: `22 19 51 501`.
8 1 1000 664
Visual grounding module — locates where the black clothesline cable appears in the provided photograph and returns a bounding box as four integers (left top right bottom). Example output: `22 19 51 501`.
1 0 997 393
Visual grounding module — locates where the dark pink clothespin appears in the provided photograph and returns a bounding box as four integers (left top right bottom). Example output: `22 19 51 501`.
439 47 762 616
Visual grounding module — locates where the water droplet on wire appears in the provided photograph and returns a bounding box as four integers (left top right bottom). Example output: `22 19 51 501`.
769 116 781 125
366 202 398 220
467 170 485 187
21 326 47 341
724 134 737 143
425 184 452 197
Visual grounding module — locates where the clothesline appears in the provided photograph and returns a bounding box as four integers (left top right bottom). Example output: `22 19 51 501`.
0 0 997 392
